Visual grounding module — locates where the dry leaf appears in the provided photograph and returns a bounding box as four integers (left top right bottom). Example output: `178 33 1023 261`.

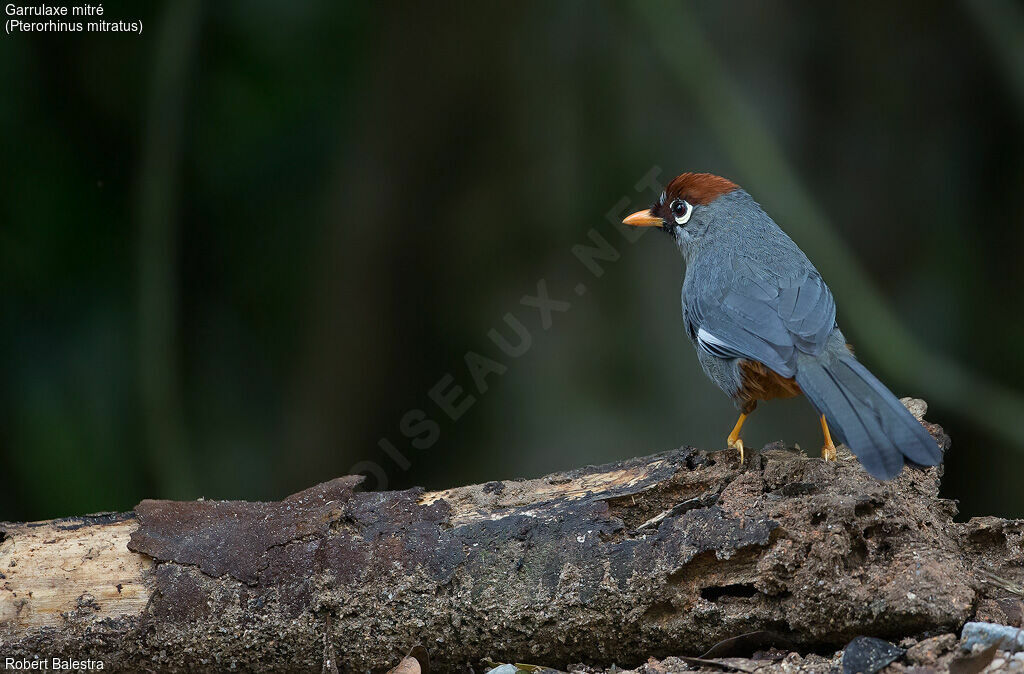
948 644 999 674
386 656 421 674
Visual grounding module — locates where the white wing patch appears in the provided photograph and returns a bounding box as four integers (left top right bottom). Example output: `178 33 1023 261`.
697 327 738 359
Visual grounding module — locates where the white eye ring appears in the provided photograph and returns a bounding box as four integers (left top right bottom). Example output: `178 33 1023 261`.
673 200 693 225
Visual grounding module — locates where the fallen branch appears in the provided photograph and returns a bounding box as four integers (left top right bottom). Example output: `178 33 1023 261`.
1 400 1022 672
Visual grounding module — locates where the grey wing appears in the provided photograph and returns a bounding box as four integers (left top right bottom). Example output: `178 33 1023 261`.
685 262 836 378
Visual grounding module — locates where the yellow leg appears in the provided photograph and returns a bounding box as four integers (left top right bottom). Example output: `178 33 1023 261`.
820 414 837 462
727 412 748 465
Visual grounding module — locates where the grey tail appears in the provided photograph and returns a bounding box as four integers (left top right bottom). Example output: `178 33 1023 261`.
794 354 941 479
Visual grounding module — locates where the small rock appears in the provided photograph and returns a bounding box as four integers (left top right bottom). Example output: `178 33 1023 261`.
962 622 1024 654
906 634 957 665
842 636 905 674
482 481 505 494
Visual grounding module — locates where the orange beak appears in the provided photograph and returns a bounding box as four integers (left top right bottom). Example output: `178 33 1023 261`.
622 210 663 227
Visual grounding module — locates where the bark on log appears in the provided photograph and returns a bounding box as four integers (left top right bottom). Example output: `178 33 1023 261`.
1 400 1022 673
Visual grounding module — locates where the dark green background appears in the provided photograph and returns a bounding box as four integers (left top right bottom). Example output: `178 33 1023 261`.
2 1 1023 522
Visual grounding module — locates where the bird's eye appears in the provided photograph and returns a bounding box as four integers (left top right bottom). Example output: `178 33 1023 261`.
670 199 693 225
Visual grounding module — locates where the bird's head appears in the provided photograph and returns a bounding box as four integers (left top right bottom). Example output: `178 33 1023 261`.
623 172 740 253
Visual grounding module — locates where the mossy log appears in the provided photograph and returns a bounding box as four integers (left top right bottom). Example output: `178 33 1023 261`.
1 400 1022 672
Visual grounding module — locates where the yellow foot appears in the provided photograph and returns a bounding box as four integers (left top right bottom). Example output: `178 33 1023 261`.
727 412 748 465
728 437 746 465
821 443 837 462
819 414 837 462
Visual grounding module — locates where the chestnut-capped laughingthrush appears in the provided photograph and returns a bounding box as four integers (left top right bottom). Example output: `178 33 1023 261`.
623 173 940 479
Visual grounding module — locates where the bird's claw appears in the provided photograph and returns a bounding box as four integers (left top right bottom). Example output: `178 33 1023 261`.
821 443 837 462
728 437 745 465
819 415 837 462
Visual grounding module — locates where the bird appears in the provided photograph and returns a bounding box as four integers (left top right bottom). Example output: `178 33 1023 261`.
622 172 941 479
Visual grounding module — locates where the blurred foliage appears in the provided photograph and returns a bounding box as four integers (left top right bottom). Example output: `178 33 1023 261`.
1 1 1022 522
